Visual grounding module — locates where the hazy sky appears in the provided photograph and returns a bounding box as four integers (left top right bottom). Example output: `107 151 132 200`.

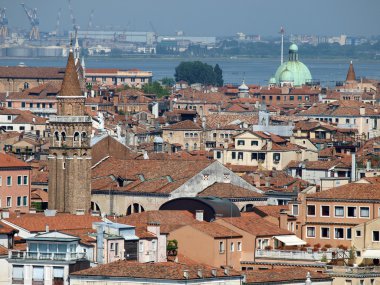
3 0 379 37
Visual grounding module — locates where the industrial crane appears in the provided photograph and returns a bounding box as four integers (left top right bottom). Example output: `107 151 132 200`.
0 8 8 38
67 0 79 34
21 3 39 40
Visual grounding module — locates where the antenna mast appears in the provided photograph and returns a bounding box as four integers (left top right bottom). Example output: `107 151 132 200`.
280 26 285 65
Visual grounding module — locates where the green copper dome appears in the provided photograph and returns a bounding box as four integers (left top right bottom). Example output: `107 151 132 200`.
279 68 294 82
289 43 298 52
274 44 312 86
268 76 276 84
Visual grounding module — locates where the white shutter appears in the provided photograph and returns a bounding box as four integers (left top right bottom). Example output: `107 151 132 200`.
33 266 44 281
53 267 64 278
12 266 24 279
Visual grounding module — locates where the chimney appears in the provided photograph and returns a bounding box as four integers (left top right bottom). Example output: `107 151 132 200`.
279 211 288 230
183 270 189 279
15 210 21 218
351 153 356 182
1 209 9 219
265 177 271 187
366 160 372 171
45 224 49 233
360 106 365 116
211 268 217 277
195 210 204 221
224 267 230 276
197 269 203 278
267 140 272 150
96 223 105 264
147 221 161 237
253 173 261 187
143 151 149 160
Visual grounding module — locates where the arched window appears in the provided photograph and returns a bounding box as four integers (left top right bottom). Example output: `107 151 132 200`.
61 132 66 142
241 204 254 212
54 131 59 141
194 143 197 150
74 132 80 141
81 132 87 139
23 82 29 89
91 201 101 212
126 203 145 215
185 143 189 150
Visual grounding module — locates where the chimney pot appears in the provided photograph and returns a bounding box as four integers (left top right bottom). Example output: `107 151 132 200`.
195 210 204 221
211 268 217 277
45 224 49 233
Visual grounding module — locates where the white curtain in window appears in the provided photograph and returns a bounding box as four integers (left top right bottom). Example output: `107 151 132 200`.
33 266 44 281
12 266 24 279
53 267 64 278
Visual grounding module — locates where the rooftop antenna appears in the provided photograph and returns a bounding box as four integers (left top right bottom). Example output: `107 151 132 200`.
280 26 285 65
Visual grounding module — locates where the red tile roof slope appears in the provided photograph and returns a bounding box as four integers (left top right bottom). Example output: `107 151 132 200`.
5 213 101 233
197 182 263 198
71 259 241 279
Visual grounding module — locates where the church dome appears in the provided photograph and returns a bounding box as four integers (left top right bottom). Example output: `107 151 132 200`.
268 77 276 84
279 68 294 82
238 80 249 91
274 44 312 86
289 43 298 52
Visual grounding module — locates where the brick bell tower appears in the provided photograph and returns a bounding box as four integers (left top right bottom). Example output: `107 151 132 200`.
48 45 92 214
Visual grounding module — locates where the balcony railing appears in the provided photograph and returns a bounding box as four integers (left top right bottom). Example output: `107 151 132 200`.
49 116 92 123
255 249 333 261
326 265 380 276
8 250 87 261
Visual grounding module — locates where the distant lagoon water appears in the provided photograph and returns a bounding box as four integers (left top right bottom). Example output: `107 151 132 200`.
0 56 379 86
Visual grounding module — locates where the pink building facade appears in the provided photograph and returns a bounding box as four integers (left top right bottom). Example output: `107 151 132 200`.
0 153 31 213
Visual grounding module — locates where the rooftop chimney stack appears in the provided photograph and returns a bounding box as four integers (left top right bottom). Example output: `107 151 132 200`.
195 210 204 221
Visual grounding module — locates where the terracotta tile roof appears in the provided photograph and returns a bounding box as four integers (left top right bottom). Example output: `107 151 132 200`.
31 189 48 202
244 267 330 284
308 183 380 201
85 68 119 74
0 221 18 234
31 170 49 184
162 120 202 130
0 152 29 168
0 245 9 255
114 210 196 234
220 215 292 236
59 51 82 97
189 221 242 238
301 101 380 117
206 113 258 128
5 213 101 233
197 182 263 198
251 205 289 219
0 107 47 124
7 82 60 100
286 159 350 170
0 66 65 79
91 157 213 194
174 89 230 104
71 259 242 279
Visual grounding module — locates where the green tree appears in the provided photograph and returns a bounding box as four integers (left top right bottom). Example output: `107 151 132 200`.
174 61 223 86
161 77 175 87
214 64 224 86
142 81 170 97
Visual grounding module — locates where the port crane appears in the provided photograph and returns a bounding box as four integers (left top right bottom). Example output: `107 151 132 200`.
21 3 39 40
0 8 8 38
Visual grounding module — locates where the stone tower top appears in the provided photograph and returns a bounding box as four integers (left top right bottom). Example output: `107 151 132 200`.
346 60 356 82
60 50 82 97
